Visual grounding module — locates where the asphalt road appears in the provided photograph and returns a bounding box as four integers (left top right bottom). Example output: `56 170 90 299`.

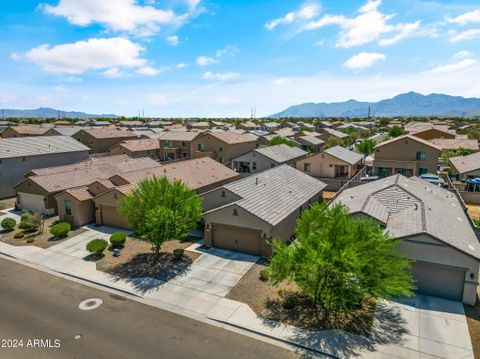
0 258 298 359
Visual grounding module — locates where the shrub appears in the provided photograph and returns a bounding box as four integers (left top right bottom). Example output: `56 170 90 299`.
26 237 35 244
86 239 108 257
259 269 269 282
50 222 71 238
110 232 127 248
1 218 16 231
14 231 25 239
19 214 41 232
20 213 30 222
173 248 184 259
282 296 295 310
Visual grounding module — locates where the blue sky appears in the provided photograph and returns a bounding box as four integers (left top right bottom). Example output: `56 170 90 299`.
0 0 479 117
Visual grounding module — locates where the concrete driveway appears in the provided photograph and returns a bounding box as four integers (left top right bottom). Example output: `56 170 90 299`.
367 294 474 359
49 225 131 259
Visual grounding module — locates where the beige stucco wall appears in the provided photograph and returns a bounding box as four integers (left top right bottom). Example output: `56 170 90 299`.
190 134 258 164
159 139 192 161
201 188 242 212
56 192 95 227
411 129 455 141
296 152 355 178
73 131 137 153
14 179 58 213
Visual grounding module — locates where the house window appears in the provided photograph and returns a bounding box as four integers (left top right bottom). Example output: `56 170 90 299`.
165 140 173 147
304 163 311 172
418 168 428 175
183 152 188 158
252 162 257 170
64 200 72 216
233 208 238 216
416 151 426 160
221 191 226 198
182 141 187 147
198 143 205 151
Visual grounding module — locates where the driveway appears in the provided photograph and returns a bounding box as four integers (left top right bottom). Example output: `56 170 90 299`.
0 208 24 224
48 225 131 259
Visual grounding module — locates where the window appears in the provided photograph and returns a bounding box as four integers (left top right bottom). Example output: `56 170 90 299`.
183 152 188 158
64 200 72 216
165 140 172 147
221 191 226 198
418 168 428 175
233 208 238 216
304 163 311 172
182 141 187 147
198 143 205 151
416 151 426 160
252 162 257 170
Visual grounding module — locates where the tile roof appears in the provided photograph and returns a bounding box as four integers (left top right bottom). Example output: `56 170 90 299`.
9 125 52 135
81 128 137 139
322 128 349 138
274 128 296 137
332 174 480 260
205 165 326 226
209 131 258 144
116 139 160 152
430 139 479 151
298 135 325 145
323 146 364 165
158 131 200 141
0 136 89 159
255 144 307 163
374 135 442 150
65 186 94 201
450 152 480 174
52 127 83 136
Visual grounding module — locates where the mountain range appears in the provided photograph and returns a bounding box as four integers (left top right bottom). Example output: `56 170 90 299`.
0 107 118 119
271 92 480 118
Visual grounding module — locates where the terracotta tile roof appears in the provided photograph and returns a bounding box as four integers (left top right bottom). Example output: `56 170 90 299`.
81 128 137 139
116 139 160 152
450 152 480 174
65 186 94 201
430 139 479 151
158 131 200 141
209 131 258 144
10 125 52 135
374 135 442 151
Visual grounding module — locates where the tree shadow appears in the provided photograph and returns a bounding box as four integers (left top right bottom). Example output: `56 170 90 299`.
107 252 193 295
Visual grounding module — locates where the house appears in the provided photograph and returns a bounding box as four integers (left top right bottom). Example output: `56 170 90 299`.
0 136 90 199
202 165 327 256
372 135 441 177
319 128 349 142
1 125 58 138
157 131 200 161
296 135 325 152
296 146 363 179
14 155 158 215
117 120 144 128
231 144 308 173
188 122 211 130
409 127 456 141
274 128 296 138
239 121 257 131
261 122 281 133
51 126 83 137
55 157 239 228
146 120 173 128
72 128 138 153
109 138 161 159
430 139 479 152
189 131 258 165
450 152 480 179
332 174 480 304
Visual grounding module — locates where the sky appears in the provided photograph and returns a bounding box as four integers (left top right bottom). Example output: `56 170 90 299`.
0 0 480 117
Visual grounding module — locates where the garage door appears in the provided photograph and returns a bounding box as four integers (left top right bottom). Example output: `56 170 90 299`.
100 206 129 229
411 262 465 301
18 192 45 213
212 224 262 255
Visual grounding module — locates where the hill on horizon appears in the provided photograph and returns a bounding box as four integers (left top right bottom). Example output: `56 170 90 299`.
0 107 118 119
270 92 480 118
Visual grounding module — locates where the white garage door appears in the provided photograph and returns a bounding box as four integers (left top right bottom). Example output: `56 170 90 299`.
412 262 465 302
18 192 45 213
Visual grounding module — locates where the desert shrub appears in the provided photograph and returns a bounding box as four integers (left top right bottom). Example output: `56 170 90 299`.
19 214 41 232
14 231 25 239
173 248 184 259
50 222 71 238
110 232 127 248
26 237 35 244
86 239 108 257
20 213 30 222
259 269 269 282
1 218 16 231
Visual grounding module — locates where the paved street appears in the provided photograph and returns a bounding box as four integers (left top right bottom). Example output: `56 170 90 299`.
0 258 297 359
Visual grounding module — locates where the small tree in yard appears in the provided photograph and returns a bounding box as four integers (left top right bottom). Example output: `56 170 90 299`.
357 139 376 155
268 203 415 324
1 218 16 231
267 136 296 147
86 239 108 257
118 176 202 261
50 222 71 238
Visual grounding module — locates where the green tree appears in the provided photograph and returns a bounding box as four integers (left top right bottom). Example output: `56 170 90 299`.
268 203 414 323
325 136 344 148
388 125 405 138
356 139 376 155
267 136 296 147
118 176 202 260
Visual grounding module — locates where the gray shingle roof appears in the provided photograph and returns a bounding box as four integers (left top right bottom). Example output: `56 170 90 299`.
332 174 480 260
206 165 326 225
0 136 89 159
52 127 83 136
450 151 480 174
298 135 325 146
255 144 307 163
322 128 348 138
323 146 364 165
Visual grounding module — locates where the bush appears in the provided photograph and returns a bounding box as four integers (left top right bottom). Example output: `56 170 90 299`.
50 222 71 238
259 269 269 282
14 231 25 239
173 248 184 259
282 296 295 310
26 237 35 244
86 239 108 257
20 213 30 222
1 218 16 231
110 232 127 248
19 214 41 232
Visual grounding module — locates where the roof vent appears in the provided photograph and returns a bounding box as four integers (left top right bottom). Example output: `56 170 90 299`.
256 178 259 185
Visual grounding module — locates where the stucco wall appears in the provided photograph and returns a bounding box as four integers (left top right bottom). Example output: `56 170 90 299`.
73 131 136 153
190 134 258 164
295 152 354 178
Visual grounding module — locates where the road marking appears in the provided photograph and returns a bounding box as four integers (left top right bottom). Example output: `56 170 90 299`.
79 298 103 310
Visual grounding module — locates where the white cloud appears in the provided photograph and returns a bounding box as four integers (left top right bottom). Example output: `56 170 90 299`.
176 62 188 68
448 9 480 25
430 59 477 73
196 56 219 66
53 85 69 92
216 45 239 58
265 3 321 30
202 71 239 81
103 67 125 78
23 37 146 74
454 50 473 59
303 0 421 48
40 0 200 36
136 66 160 76
344 52 386 70
450 28 480 42
148 92 168 105
166 35 179 46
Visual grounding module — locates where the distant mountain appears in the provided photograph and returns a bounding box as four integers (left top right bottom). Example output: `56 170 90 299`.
0 107 118 119
270 92 480 118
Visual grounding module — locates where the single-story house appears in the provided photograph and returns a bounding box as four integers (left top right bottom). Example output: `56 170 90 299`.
296 135 325 152
231 144 308 173
202 165 327 256
332 174 480 304
450 151 480 180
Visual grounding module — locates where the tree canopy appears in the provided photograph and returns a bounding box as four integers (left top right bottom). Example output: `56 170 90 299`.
118 176 202 259
388 125 405 138
267 136 296 147
268 203 414 322
356 139 376 155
